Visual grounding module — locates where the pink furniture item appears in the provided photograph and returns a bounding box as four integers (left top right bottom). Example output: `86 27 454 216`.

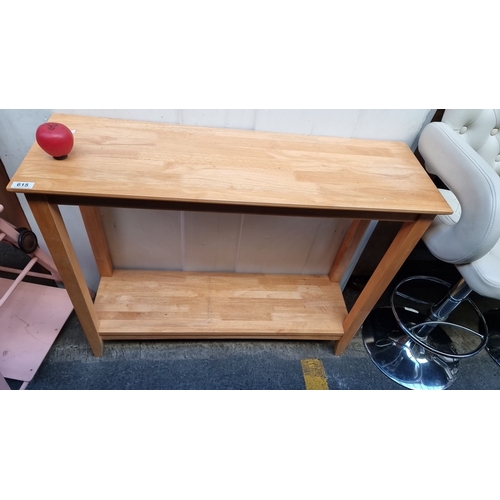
0 204 73 390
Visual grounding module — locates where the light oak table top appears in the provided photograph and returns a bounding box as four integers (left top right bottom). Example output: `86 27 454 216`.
9 113 451 218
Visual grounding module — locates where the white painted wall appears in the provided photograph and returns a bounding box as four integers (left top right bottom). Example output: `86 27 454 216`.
0 109 433 290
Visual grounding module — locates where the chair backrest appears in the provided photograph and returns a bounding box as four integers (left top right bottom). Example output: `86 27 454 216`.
441 109 500 174
419 117 500 264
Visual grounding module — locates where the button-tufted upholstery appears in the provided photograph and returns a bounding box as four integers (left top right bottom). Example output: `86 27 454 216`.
418 109 500 300
442 109 500 174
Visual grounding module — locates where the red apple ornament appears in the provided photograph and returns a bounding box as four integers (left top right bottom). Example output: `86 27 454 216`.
36 122 74 160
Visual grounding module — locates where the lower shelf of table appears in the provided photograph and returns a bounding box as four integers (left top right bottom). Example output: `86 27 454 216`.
94 270 347 340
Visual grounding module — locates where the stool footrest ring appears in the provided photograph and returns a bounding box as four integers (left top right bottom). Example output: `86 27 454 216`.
391 276 488 359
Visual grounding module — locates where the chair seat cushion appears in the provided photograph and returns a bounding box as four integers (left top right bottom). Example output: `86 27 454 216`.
429 189 500 299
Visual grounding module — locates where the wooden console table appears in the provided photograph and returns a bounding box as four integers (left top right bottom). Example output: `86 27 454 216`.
8 113 451 357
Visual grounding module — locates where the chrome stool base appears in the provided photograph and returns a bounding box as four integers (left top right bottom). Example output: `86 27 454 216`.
362 276 488 390
485 309 500 367
363 307 459 390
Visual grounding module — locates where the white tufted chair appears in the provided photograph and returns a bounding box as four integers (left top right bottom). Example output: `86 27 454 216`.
362 109 500 390
421 110 500 300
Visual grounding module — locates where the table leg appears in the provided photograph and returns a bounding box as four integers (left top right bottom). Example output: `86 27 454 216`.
335 214 434 355
328 219 371 283
26 195 103 356
80 206 113 277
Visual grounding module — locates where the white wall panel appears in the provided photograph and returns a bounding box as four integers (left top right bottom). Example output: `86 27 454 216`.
254 109 361 137
183 211 241 271
236 214 329 274
301 218 352 275
178 109 256 129
57 109 182 124
352 109 431 145
0 109 433 290
99 207 183 270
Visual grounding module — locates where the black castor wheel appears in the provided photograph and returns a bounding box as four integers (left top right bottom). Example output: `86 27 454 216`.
16 228 38 254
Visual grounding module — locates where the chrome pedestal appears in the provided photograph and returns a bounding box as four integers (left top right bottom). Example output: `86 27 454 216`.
363 307 459 390
362 276 488 390
485 309 500 367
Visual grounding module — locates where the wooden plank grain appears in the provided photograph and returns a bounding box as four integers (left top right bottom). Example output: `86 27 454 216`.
8 113 452 217
328 220 371 282
80 206 113 277
95 270 347 338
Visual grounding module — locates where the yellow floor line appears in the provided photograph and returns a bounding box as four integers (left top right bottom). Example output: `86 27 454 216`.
301 359 329 390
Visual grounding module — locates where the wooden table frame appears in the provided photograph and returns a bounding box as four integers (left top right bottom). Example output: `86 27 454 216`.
9 114 450 357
